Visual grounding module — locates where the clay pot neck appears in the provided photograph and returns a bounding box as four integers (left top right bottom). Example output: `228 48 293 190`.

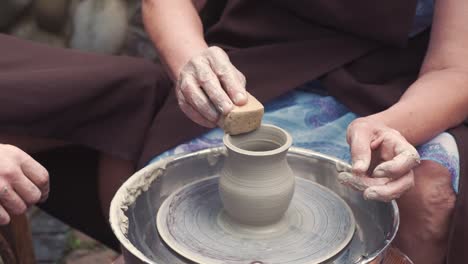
223 124 292 159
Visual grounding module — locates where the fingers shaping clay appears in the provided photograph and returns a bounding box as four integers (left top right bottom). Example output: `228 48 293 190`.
219 92 264 135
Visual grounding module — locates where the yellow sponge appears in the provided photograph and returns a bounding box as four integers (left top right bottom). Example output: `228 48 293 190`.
219 92 264 135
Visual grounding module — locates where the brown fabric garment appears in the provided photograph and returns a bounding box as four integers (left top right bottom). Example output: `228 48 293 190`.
0 34 174 248
324 32 429 115
447 125 468 263
0 33 171 161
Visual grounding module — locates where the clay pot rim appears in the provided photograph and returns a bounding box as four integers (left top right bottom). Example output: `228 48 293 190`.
223 124 292 157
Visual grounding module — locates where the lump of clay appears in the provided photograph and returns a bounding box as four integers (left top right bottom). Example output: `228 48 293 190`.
34 0 69 33
219 92 264 135
69 0 128 54
0 0 32 31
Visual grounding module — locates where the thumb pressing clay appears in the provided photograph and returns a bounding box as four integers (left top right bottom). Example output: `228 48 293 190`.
219 92 264 135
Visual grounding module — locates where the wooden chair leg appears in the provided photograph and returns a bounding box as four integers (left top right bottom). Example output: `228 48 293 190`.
0 214 35 264
0 230 16 264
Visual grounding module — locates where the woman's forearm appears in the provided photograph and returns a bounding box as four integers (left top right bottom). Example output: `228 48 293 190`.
142 0 208 80
369 0 468 145
370 69 468 145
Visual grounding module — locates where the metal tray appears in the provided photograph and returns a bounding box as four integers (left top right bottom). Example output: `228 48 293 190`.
110 147 399 264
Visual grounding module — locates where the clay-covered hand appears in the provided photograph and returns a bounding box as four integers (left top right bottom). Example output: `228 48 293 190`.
0 144 49 224
176 46 248 127
338 118 420 202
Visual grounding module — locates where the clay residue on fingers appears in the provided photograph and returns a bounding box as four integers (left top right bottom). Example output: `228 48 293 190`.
338 172 369 191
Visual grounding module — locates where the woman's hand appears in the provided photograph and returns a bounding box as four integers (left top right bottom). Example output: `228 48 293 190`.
143 1 247 126
0 144 49 224
339 118 420 202
175 46 248 127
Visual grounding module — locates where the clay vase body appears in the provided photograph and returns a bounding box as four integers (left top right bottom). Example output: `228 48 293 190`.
219 124 295 226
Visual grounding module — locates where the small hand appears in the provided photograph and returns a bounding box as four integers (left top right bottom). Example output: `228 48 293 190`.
338 118 420 202
0 144 49 224
176 46 248 127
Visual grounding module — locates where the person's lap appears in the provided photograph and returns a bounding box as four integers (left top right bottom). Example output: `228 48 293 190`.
150 82 460 194
150 80 458 262
0 34 173 249
0 34 172 213
0 33 171 162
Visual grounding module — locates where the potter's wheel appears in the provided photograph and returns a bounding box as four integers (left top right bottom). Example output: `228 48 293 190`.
157 176 355 264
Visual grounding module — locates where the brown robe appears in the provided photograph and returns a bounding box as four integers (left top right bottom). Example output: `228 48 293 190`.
0 0 466 261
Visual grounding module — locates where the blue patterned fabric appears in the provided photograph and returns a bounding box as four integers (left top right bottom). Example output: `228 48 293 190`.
411 0 435 36
149 81 460 193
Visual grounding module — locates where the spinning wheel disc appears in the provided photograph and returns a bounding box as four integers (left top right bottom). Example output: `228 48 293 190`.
157 177 355 264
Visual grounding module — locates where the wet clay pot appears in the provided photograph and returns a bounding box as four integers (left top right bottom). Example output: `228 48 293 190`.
219 124 295 226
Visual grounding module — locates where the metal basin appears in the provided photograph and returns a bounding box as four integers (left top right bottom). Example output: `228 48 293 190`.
110 147 399 264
